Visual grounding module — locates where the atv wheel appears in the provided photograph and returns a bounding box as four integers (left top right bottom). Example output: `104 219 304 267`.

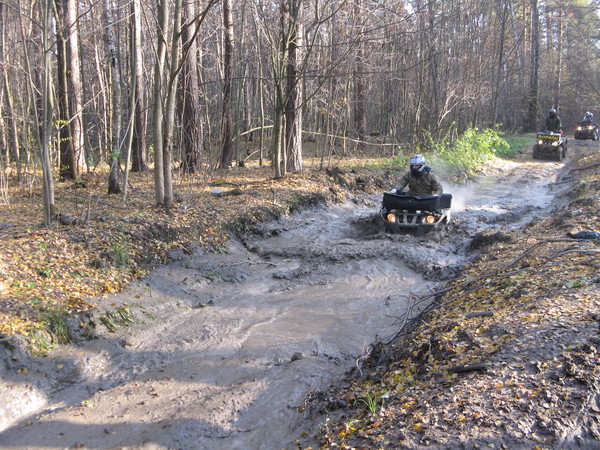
532 145 540 160
562 145 567 158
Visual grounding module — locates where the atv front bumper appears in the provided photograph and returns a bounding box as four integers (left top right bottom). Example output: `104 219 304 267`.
380 208 450 236
574 128 597 140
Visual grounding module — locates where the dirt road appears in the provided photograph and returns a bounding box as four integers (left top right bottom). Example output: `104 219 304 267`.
0 151 572 449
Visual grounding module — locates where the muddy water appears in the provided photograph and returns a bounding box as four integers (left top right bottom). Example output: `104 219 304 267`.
0 160 564 449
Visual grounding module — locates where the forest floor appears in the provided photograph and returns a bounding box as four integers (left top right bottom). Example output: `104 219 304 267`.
0 141 599 449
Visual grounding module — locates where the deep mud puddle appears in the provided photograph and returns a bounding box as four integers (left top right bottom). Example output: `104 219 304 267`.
0 159 566 449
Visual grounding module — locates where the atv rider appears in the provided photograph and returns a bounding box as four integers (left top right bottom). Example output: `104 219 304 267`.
583 111 597 126
394 154 443 196
544 108 563 134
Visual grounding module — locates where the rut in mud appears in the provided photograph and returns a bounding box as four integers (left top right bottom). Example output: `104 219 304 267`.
0 158 566 449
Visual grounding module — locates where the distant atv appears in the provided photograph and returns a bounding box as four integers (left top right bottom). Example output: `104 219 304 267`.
574 121 598 140
533 131 567 161
380 191 452 236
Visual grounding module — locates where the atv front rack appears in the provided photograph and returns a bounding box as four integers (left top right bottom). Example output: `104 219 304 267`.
381 193 452 211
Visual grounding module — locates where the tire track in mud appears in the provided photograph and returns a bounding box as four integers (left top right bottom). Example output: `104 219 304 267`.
0 156 570 449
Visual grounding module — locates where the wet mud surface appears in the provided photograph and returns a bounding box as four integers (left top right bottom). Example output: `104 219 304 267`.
0 157 569 449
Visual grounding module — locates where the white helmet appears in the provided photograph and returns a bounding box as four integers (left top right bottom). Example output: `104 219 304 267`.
410 154 426 166
409 154 426 173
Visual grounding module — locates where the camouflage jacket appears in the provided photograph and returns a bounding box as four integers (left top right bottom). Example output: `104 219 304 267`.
545 115 562 133
397 166 443 195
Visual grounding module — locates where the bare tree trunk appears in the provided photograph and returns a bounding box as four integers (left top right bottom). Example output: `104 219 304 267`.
152 0 169 205
41 0 55 224
91 19 110 164
105 0 122 194
353 0 366 151
285 0 303 173
55 0 76 180
66 0 85 175
490 0 508 125
0 4 7 203
130 0 147 173
257 33 266 167
234 9 247 167
430 2 443 133
250 4 266 166
273 102 284 178
20 3 41 173
122 0 140 200
526 0 539 131
162 0 184 211
271 1 290 178
219 0 234 169
0 3 21 183
554 4 563 110
180 0 203 174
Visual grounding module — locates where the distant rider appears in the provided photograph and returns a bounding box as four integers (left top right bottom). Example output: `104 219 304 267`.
583 112 597 126
394 154 443 196
544 108 562 134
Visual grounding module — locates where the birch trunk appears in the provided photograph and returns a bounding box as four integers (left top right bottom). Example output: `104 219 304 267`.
41 0 55 224
162 0 183 211
66 0 85 175
105 0 122 194
152 0 169 205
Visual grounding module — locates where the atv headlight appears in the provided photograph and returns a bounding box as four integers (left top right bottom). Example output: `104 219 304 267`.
386 213 396 223
588 126 594 130
538 140 543 145
425 215 437 224
552 141 560 146
577 126 583 131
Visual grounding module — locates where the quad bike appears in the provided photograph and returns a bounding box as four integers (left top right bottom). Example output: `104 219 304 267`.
532 131 567 161
380 191 452 236
573 121 599 140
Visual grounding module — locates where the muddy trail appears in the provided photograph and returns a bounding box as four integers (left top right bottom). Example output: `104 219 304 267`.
0 155 570 449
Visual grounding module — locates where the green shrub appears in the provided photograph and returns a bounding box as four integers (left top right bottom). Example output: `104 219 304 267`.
502 134 534 157
423 126 511 180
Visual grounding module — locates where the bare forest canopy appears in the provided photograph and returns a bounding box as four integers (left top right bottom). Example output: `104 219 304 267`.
0 0 599 221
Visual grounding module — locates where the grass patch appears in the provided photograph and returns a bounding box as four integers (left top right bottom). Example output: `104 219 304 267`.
108 238 130 266
360 394 379 414
45 308 72 345
29 308 73 354
99 304 136 332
